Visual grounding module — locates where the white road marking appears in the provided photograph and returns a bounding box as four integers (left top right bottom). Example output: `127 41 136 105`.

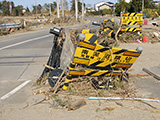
0 34 52 50
0 80 31 100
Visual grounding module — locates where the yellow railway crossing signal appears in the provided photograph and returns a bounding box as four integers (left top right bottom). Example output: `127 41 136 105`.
120 12 143 36
62 33 143 90
121 12 143 17
74 42 140 69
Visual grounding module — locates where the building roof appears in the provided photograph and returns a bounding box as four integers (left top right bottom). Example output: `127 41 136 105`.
98 3 114 8
106 2 114 4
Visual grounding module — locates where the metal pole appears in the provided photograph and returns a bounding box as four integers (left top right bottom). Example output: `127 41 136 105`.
35 0 37 19
113 0 115 14
142 0 144 12
92 0 94 10
61 0 64 17
10 1 12 15
75 0 78 21
57 0 60 18
49 0 51 16
82 0 84 20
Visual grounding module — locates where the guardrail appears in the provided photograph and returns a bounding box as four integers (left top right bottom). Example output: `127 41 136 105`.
0 23 20 29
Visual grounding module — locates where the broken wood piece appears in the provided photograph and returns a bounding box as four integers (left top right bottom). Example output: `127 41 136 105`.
115 102 123 107
68 99 86 111
103 106 117 111
142 68 160 81
43 64 54 70
140 101 158 109
53 64 68 94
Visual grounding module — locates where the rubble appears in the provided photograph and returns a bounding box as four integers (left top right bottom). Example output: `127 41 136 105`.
0 16 88 36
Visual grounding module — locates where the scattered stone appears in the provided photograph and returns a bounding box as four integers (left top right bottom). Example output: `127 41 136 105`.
67 99 86 111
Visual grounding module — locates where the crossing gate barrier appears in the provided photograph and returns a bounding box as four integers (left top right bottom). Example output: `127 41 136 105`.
101 19 115 37
120 12 143 36
62 33 143 90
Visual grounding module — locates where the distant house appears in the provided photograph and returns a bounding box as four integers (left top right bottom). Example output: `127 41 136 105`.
154 1 160 7
119 0 132 3
125 0 132 3
95 1 114 11
22 9 26 13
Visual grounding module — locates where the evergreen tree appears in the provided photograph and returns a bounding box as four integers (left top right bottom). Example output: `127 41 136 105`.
26 7 30 13
70 0 85 11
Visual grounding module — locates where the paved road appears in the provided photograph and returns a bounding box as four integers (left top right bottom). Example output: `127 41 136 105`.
0 17 107 103
0 29 54 100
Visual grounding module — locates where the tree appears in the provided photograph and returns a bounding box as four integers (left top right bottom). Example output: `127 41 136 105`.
26 7 30 13
71 0 85 11
158 4 160 15
129 0 142 12
32 4 42 14
2 0 10 16
115 0 129 16
0 1 3 12
43 2 56 12
43 3 49 11
37 4 42 13
144 0 155 9
102 8 112 15
52 2 57 11
63 0 68 10
13 5 23 16
127 0 155 13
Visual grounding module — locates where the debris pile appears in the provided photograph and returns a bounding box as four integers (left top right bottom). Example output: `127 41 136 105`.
34 25 144 110
0 16 88 36
33 14 160 110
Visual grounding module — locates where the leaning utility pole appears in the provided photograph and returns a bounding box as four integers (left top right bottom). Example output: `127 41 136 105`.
61 0 64 17
35 0 37 19
57 0 60 18
142 0 144 12
75 0 78 21
82 0 84 20
49 0 51 16
92 0 94 10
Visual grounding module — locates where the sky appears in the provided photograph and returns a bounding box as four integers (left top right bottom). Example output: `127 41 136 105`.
1 0 159 10
1 0 119 9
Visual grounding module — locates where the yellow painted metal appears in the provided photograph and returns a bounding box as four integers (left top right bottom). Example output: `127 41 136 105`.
122 13 143 17
84 33 95 43
104 28 110 32
121 28 142 32
82 29 90 34
62 73 72 90
121 12 143 36
78 41 96 50
73 58 89 65
102 19 115 37
116 64 132 68
103 18 114 24
63 32 142 90
74 41 140 68
124 51 141 57
122 16 143 22
109 30 113 36
68 69 122 76
122 21 143 25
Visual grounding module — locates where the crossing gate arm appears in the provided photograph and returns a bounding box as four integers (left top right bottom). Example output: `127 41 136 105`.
62 33 143 90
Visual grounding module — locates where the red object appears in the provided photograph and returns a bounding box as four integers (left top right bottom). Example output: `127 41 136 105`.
143 36 148 42
144 19 148 25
